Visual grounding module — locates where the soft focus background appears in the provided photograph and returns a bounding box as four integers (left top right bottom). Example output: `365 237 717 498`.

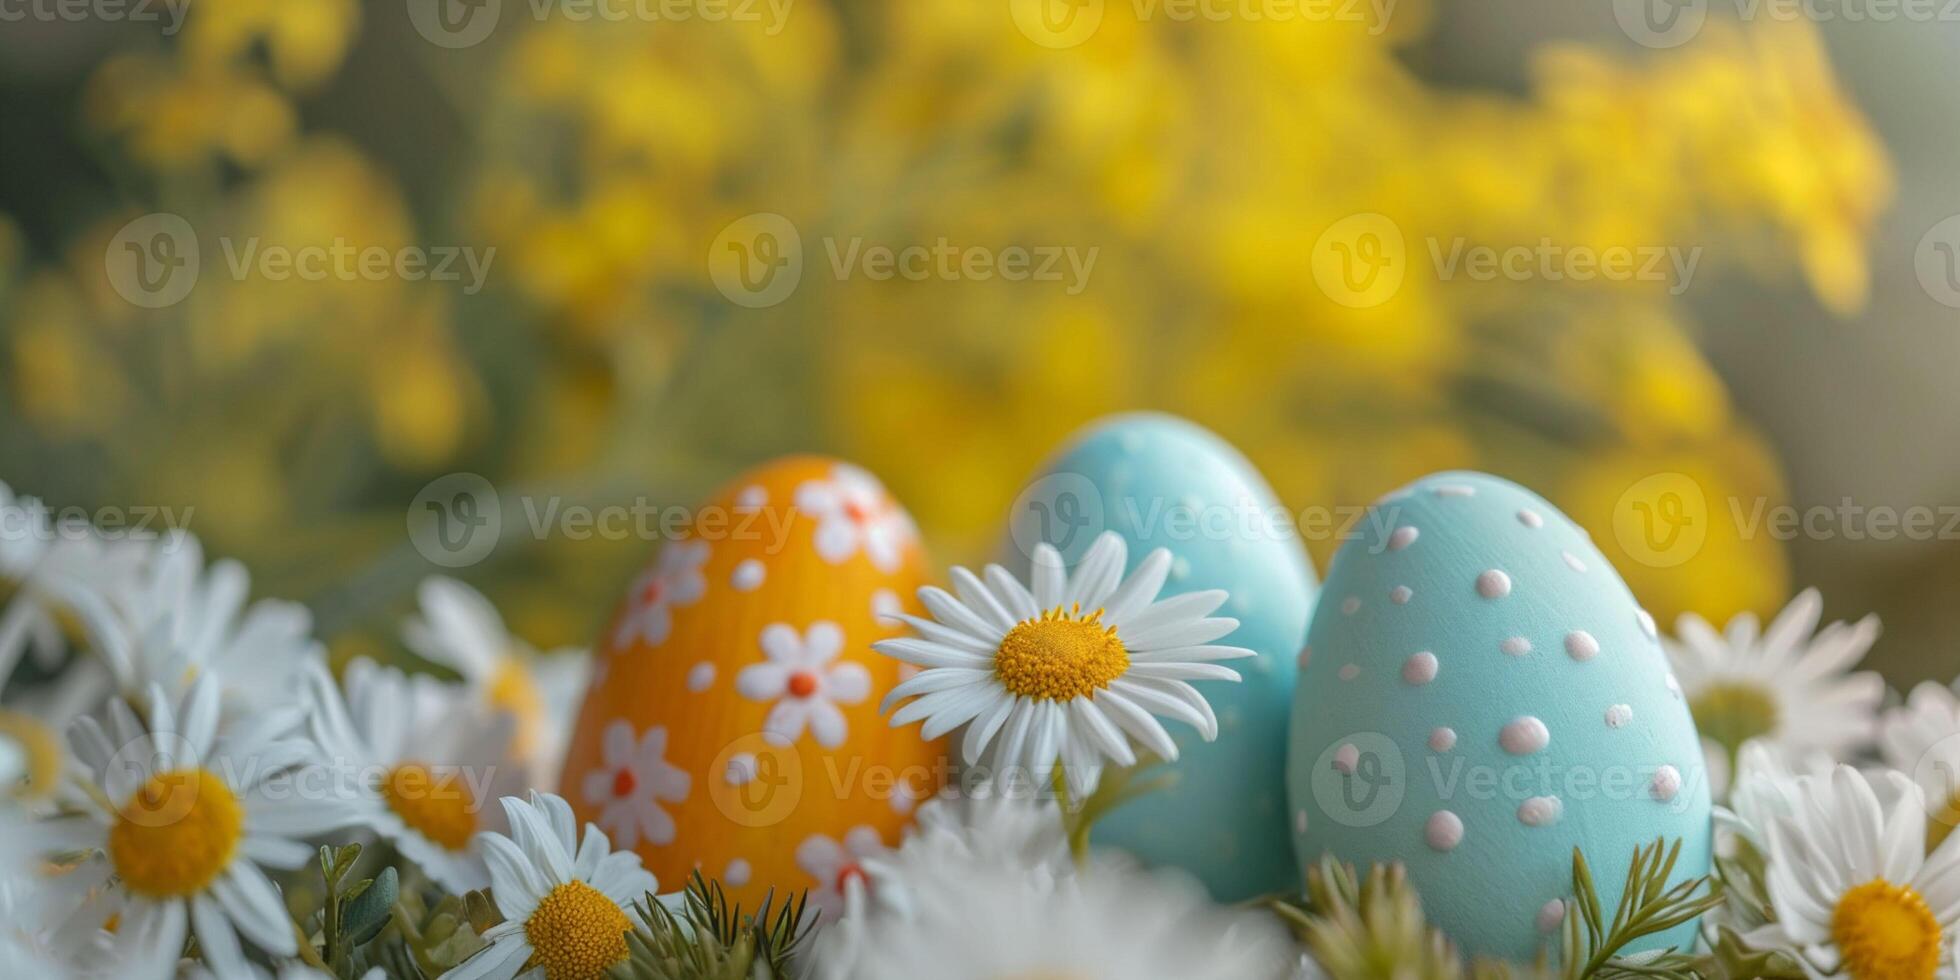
0 0 1948 682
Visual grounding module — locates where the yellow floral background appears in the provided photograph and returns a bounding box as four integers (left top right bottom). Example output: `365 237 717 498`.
0 2 1898 666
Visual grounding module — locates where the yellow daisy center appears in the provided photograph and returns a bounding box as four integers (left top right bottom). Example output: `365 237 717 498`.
489 656 546 757
107 768 243 898
523 879 632 980
0 709 64 801
382 762 477 852
1832 879 1941 980
1688 680 1780 760
994 606 1129 702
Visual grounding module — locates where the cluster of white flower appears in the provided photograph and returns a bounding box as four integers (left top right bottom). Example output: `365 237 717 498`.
0 480 594 979
1666 589 1960 979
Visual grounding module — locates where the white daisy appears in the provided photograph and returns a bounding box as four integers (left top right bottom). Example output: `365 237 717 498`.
814 851 1296 980
75 530 322 713
404 577 590 789
0 481 143 684
1745 765 1960 980
1880 681 1960 853
796 826 890 924
794 464 916 573
1666 589 1883 766
735 622 870 749
21 676 352 980
303 658 520 893
188 963 383 980
442 792 657 980
1718 739 1839 855
874 531 1251 797
610 540 708 649
577 719 690 849
0 658 106 809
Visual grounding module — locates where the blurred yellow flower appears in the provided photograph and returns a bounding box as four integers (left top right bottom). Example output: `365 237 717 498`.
0 3 1889 641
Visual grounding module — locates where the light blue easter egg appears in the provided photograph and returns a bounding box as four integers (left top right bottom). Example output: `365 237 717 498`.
1006 412 1317 900
1286 471 1711 960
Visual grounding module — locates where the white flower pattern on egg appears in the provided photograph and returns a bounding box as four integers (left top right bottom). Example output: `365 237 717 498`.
796 826 888 922
580 720 692 848
613 540 709 648
795 464 917 573
736 621 871 748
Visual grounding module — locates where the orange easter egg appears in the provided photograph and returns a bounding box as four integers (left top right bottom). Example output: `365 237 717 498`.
561 456 949 914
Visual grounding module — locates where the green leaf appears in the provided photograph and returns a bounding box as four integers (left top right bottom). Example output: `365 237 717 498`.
345 867 400 946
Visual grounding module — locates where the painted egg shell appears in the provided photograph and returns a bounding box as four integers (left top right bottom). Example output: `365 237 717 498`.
561 456 950 911
1286 471 1711 960
1005 413 1317 900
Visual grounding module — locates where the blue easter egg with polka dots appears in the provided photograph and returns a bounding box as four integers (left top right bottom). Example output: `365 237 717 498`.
1286 471 1711 961
1006 413 1317 901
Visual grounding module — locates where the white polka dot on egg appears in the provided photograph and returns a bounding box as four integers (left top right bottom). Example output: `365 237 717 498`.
1500 636 1532 657
1500 716 1550 755
1296 646 1312 670
687 662 715 692
1637 609 1658 641
1562 551 1587 573
1652 765 1683 802
736 485 767 508
1517 509 1543 528
1564 630 1599 662
1341 596 1362 615
1537 899 1566 933
1338 664 1360 681
1605 704 1633 728
732 559 766 592
1517 796 1563 827
1295 809 1310 834
1476 569 1512 599
1388 526 1419 551
725 858 752 887
871 589 902 624
1411 654 1442 686
1426 810 1465 851
1390 585 1413 605
1429 727 1457 752
1434 484 1476 498
1402 651 1439 685
1332 743 1361 774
